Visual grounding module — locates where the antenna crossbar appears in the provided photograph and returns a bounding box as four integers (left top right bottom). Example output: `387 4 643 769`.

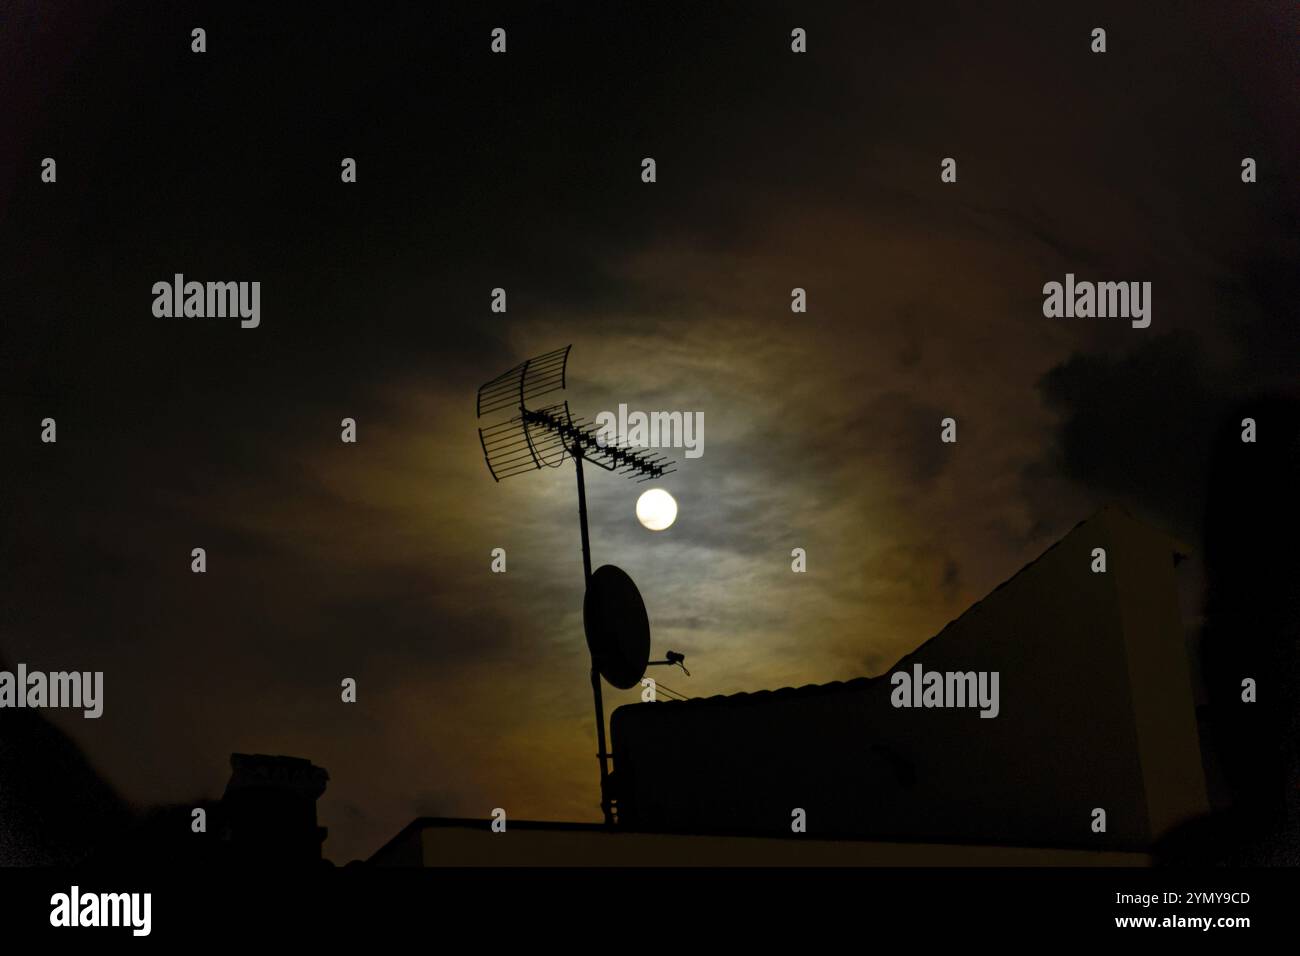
521 407 675 480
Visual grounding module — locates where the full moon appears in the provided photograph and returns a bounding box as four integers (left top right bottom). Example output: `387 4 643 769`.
635 488 678 531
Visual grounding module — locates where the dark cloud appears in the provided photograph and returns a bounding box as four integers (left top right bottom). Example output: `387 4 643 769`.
1034 333 1224 540
1032 307 1297 544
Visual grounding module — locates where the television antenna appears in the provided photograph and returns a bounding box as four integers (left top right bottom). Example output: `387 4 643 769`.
477 345 685 825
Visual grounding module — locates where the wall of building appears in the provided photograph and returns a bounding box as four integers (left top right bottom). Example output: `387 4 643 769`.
368 818 1151 866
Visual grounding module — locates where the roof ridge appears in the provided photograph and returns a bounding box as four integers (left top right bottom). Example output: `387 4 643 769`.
629 506 1182 710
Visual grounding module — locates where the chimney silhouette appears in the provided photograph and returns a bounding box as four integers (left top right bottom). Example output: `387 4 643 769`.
222 754 329 865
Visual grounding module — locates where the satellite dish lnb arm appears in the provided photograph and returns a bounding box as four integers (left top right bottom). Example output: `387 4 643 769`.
647 651 689 676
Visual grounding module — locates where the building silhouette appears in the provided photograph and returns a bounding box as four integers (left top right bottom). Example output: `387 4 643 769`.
610 507 1202 851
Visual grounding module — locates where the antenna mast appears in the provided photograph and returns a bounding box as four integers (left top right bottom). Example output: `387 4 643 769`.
476 346 676 824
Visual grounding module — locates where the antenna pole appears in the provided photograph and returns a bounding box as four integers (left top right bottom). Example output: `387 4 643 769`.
479 348 670 831
574 446 593 584
591 669 613 825
574 446 615 826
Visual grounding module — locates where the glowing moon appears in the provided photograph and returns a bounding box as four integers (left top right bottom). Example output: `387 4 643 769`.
635 488 678 531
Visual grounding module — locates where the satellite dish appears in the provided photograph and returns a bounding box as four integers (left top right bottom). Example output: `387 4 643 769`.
583 565 651 690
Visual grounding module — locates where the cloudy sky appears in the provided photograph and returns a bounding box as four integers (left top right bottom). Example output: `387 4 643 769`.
2 1 1295 862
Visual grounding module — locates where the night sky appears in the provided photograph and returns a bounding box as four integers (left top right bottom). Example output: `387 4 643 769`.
2 1 1296 863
